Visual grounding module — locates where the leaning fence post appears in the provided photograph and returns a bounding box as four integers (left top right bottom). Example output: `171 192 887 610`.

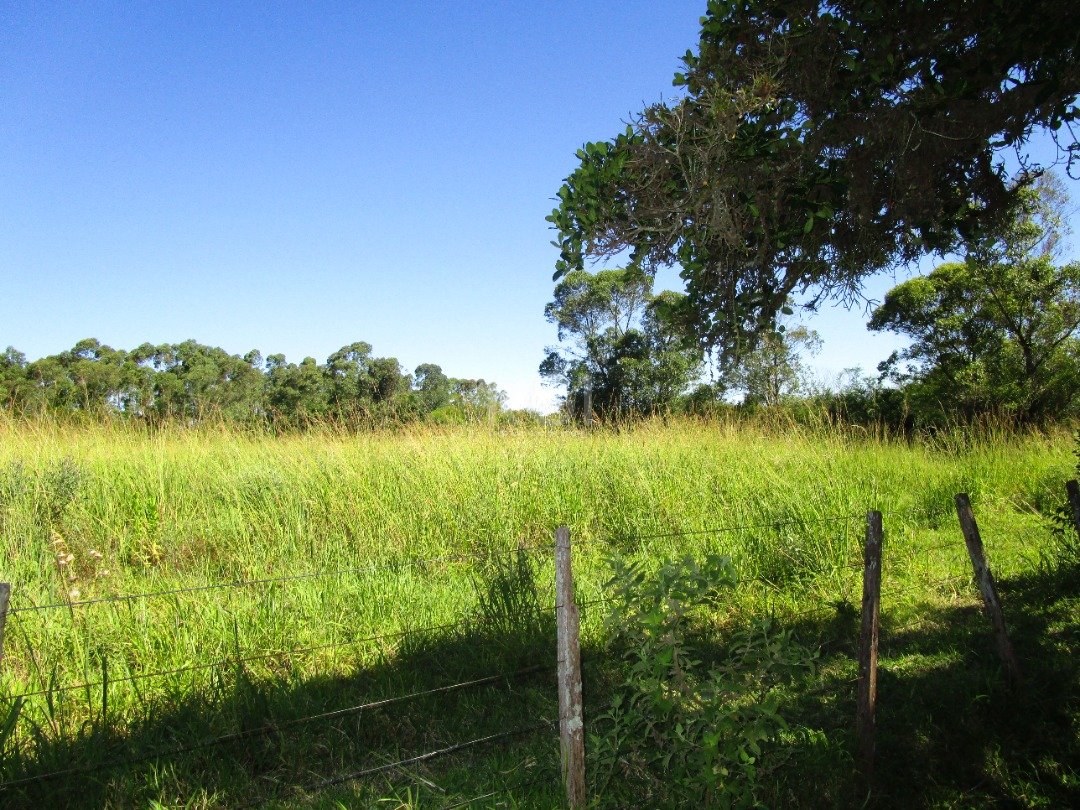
1066 480 1080 545
856 510 883 786
555 526 586 808
954 493 1022 685
0 582 10 670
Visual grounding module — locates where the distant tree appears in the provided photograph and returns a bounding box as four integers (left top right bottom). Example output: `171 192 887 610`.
540 268 701 417
870 176 1080 423
0 338 505 430
0 347 33 412
412 363 452 414
548 0 1080 360
448 378 506 422
265 355 329 425
730 322 822 407
136 341 264 422
365 357 411 410
324 343 411 419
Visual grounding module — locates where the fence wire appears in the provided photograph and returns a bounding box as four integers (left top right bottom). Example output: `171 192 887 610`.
7 542 555 617
614 512 864 544
301 720 551 793
0 665 549 793
4 611 503 701
437 771 555 809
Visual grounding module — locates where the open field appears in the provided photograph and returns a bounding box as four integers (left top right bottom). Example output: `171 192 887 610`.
0 417 1077 807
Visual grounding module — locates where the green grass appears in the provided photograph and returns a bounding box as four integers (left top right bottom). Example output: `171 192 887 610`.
0 417 1077 807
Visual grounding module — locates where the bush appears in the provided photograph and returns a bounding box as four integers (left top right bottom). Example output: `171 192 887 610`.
591 554 815 807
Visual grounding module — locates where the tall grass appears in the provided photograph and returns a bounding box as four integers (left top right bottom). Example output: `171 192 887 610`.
0 416 1074 806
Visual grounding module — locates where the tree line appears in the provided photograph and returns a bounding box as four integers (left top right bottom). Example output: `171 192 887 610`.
542 176 1080 428
543 0 1079 429
0 340 509 427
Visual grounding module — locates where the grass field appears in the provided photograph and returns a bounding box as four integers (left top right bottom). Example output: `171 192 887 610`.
0 417 1077 807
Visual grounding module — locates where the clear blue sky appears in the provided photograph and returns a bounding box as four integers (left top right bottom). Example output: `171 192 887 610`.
2 2 1076 411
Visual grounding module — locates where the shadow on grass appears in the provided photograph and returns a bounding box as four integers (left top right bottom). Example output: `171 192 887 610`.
580 557 1080 808
870 559 1080 808
4 559 1077 808
0 569 565 808
767 559 1080 808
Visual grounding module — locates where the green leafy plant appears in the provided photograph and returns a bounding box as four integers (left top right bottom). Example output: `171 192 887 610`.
592 554 815 807
1046 430 1080 559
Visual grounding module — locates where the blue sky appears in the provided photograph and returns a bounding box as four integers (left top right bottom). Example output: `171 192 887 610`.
2 2 1076 411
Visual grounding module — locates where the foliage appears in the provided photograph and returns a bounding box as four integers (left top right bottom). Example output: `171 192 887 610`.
870 176 1080 423
548 0 1080 359
1047 430 1080 557
592 554 814 807
0 339 507 429
540 268 701 417
728 321 821 407
812 369 912 432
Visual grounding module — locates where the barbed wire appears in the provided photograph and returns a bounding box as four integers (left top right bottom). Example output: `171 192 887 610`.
7 543 555 617
612 512 864 545
0 665 550 793
2 501 1017 619
250 720 554 809
4 614 492 701
437 772 555 809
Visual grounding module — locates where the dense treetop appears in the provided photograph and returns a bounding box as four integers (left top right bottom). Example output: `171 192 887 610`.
870 175 1080 423
548 0 1080 360
0 340 508 427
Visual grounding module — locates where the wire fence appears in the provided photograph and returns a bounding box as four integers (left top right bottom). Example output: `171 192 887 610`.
5 616 489 700
7 541 557 616
0 664 551 793
2 512 872 699
0 502 1015 806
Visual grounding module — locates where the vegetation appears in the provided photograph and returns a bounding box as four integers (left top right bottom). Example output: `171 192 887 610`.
871 175 1080 424
0 339 511 428
0 417 1077 806
548 0 1080 358
540 268 700 417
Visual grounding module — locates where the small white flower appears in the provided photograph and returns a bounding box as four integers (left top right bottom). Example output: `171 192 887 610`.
68 588 80 600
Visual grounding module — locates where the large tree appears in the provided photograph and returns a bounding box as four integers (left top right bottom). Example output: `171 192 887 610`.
869 176 1080 423
730 322 822 407
548 0 1080 359
540 268 701 417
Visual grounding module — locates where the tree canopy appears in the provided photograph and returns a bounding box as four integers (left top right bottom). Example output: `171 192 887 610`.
870 175 1080 423
548 0 1080 359
0 339 512 428
540 268 701 417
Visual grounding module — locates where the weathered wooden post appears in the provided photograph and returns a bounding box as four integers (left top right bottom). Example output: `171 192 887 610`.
555 526 585 808
954 493 1022 685
0 582 10 670
856 511 882 785
1066 480 1080 545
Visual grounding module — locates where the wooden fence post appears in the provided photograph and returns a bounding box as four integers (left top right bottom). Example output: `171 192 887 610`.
1066 480 1080 545
555 526 586 808
856 510 883 786
954 494 1022 685
0 582 10 670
